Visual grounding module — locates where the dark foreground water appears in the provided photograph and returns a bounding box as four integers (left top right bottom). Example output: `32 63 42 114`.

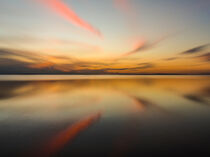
0 75 209 157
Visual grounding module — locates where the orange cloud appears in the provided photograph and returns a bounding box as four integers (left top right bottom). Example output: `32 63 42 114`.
37 0 102 37
122 39 146 57
121 33 175 57
28 62 54 69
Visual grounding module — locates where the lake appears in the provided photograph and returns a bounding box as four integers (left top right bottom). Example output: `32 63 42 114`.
0 75 209 156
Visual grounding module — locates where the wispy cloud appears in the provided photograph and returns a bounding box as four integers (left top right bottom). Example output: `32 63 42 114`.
106 63 154 71
0 48 157 74
163 57 179 61
35 0 102 37
0 48 43 62
121 35 170 57
195 52 210 62
181 44 210 55
137 63 155 69
1 46 209 75
121 39 146 57
0 48 77 73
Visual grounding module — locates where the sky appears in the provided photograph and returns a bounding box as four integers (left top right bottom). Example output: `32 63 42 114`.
0 0 210 74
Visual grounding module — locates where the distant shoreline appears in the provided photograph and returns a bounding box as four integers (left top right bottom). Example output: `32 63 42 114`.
0 73 210 75
0 74 209 82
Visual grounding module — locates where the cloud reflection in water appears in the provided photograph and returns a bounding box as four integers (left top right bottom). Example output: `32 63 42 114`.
0 76 209 156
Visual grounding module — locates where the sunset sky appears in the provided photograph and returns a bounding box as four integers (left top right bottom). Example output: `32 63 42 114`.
0 0 210 74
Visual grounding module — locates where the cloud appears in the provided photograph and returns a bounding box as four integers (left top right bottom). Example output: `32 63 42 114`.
163 57 179 61
120 41 152 57
0 58 31 73
35 0 102 37
121 35 171 57
0 48 158 74
0 48 111 74
2 47 209 75
181 44 210 55
0 48 42 62
137 63 155 69
196 52 210 62
103 63 155 72
0 48 76 73
121 39 146 57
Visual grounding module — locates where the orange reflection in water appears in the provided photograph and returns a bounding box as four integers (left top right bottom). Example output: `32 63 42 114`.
33 112 101 157
0 76 210 157
0 76 209 115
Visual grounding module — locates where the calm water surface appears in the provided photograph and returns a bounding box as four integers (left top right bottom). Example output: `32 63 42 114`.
0 75 210 156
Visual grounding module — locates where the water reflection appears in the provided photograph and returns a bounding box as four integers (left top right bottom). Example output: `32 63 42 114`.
31 112 101 157
0 76 209 156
